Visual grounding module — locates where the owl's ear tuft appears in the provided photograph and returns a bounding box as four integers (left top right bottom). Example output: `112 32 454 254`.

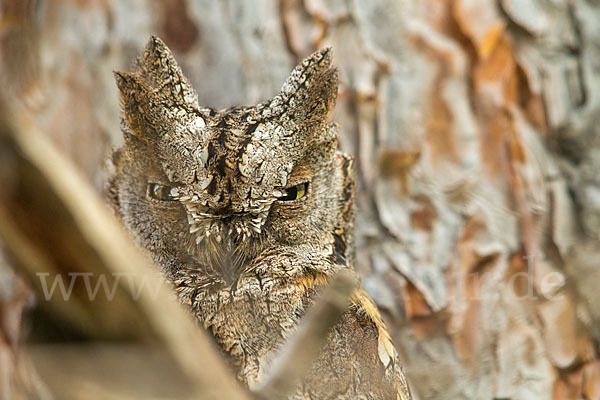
275 48 338 130
280 47 335 99
136 35 198 107
114 71 151 94
113 71 160 139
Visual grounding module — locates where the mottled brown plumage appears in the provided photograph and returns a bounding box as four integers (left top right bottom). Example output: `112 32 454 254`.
109 36 411 399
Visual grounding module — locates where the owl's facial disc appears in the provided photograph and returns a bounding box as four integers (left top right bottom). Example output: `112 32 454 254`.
114 36 340 286
141 168 315 286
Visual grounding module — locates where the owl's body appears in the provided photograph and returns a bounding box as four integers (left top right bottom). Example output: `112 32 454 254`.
109 36 411 399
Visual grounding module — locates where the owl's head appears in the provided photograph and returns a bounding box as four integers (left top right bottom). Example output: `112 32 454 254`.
110 36 352 288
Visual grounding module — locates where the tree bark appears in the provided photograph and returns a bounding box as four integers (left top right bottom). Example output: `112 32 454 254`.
1 0 600 398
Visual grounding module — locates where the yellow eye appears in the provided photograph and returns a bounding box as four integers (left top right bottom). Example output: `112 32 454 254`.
148 183 176 201
279 182 309 202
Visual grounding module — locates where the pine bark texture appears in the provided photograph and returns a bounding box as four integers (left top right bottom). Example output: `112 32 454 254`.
2 0 600 399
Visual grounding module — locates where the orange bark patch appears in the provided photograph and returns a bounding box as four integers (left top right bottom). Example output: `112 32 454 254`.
554 366 584 400
450 296 479 369
452 0 505 60
583 361 600 400
505 251 532 299
426 72 459 165
410 195 438 232
379 149 421 178
473 35 516 91
158 0 199 53
402 280 433 319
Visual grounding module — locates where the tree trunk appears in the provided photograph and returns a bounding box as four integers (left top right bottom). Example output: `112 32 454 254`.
2 0 600 398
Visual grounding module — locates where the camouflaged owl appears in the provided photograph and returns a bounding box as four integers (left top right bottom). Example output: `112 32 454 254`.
109 36 411 400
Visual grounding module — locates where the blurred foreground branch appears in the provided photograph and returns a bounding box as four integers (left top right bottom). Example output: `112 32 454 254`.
0 103 251 400
0 102 360 399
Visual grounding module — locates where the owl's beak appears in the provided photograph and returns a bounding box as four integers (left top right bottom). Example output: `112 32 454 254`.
195 228 248 287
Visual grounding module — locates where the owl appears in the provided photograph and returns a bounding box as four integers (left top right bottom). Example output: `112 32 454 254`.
109 36 411 400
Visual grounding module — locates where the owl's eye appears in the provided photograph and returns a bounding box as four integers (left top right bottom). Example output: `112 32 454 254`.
147 183 177 202
278 182 309 202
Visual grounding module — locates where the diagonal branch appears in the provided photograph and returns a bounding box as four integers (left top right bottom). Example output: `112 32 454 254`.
0 102 252 400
